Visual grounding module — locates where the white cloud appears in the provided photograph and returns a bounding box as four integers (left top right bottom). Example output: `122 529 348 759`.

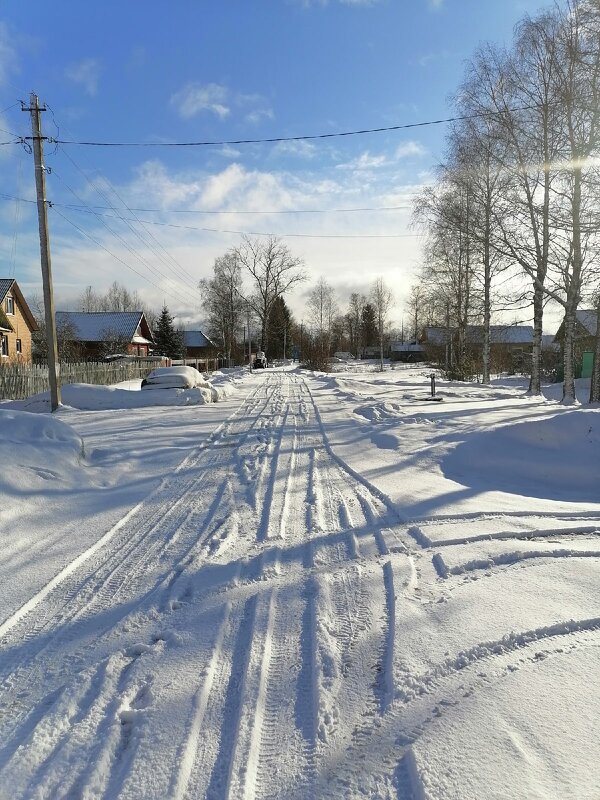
395 140 426 158
272 140 317 160
427 0 444 9
170 82 230 120
65 58 101 96
170 83 274 126
0 23 18 87
244 108 275 125
336 151 388 171
337 142 425 172
38 159 425 328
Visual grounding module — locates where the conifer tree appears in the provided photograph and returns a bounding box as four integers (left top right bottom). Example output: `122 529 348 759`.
153 305 184 359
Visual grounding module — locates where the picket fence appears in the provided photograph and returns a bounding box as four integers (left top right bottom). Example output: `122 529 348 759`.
0 361 156 401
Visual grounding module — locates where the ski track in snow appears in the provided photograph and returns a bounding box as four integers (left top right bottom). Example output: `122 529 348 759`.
1 371 599 800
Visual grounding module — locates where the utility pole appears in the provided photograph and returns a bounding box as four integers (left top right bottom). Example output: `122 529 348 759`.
24 93 61 411
247 307 252 369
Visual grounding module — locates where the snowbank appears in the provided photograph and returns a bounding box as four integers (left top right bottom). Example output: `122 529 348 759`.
443 408 600 502
4 367 250 413
0 409 84 487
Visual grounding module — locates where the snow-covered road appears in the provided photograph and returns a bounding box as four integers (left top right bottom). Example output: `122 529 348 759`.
1 368 599 799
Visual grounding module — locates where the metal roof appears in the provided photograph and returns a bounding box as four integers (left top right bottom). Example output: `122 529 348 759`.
0 278 14 303
55 311 149 343
391 342 425 352
424 325 534 345
183 330 215 348
576 309 597 337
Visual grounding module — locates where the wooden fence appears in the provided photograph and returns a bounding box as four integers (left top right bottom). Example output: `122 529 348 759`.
0 361 159 401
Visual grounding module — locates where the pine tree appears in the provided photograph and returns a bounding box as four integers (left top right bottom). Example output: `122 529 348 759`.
266 297 293 358
361 303 378 349
153 305 184 359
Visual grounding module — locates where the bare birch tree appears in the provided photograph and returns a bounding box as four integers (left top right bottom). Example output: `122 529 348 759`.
234 236 305 353
370 277 393 372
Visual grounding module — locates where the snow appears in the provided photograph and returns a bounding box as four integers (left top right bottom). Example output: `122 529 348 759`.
0 365 598 799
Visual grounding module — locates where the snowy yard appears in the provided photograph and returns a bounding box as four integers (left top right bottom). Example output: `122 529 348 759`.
0 366 598 799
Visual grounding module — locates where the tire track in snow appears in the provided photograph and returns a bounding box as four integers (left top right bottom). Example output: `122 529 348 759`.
168 603 232 800
0 380 269 646
203 593 261 800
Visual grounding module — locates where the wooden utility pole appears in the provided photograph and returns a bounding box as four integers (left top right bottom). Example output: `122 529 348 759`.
24 93 61 410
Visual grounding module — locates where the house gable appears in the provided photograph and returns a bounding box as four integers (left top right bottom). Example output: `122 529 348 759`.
0 279 38 363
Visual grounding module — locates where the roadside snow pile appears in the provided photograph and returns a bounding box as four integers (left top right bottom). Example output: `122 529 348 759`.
4 367 249 412
141 365 212 390
443 408 600 502
0 409 84 492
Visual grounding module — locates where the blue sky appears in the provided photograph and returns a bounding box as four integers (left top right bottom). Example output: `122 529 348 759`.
0 0 546 327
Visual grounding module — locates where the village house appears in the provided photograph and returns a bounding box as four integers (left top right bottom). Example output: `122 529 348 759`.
421 324 534 373
182 330 217 358
55 311 154 360
0 279 38 364
553 309 598 378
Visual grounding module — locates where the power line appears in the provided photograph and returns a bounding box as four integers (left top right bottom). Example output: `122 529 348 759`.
56 145 201 289
41 99 570 148
0 191 414 216
52 206 194 308
50 169 201 308
0 190 418 238
62 208 421 238
61 203 414 215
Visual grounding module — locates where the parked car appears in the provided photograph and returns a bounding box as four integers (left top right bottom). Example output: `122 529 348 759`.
141 365 210 390
253 351 268 369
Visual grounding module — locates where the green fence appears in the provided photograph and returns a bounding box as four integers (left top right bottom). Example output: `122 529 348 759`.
0 361 156 401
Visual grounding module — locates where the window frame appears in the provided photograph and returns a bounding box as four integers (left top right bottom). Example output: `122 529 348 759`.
5 296 14 315
1 335 8 357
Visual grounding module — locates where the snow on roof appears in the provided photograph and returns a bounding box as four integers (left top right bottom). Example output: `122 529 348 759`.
424 325 534 345
55 311 146 342
576 309 597 337
391 342 425 352
183 330 215 348
463 325 534 344
423 327 450 345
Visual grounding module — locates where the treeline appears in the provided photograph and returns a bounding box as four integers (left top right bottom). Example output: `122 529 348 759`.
409 0 600 403
202 236 394 370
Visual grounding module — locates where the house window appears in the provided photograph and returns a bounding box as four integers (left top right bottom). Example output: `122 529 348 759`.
1 335 8 357
5 296 14 315
16 339 22 355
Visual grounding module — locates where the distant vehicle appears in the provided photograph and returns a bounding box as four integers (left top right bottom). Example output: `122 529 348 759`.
253 351 268 369
141 365 210 390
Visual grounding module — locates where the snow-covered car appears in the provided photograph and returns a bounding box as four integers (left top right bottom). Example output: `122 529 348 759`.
253 351 268 369
141 365 211 390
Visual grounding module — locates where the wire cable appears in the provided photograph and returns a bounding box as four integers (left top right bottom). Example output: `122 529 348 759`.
51 169 201 308
52 206 193 308
57 145 201 288
45 99 572 148
63 207 421 239
60 203 414 215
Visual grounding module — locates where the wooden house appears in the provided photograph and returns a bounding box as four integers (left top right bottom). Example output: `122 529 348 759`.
182 330 216 358
421 324 534 373
0 279 38 363
55 311 154 360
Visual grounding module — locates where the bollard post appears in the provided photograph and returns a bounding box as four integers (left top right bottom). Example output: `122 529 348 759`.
430 373 436 398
